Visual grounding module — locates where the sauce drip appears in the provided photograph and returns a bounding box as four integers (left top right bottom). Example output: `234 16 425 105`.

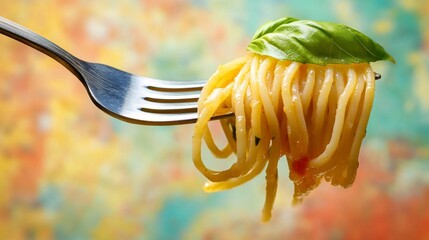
291 156 310 176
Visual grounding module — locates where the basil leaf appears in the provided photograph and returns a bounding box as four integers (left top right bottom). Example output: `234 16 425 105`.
248 17 395 65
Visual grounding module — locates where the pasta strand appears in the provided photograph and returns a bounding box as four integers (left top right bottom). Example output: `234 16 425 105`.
193 54 376 221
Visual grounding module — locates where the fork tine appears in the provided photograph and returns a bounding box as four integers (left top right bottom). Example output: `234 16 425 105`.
143 78 206 91
140 99 198 113
143 88 200 102
130 109 233 125
123 109 200 125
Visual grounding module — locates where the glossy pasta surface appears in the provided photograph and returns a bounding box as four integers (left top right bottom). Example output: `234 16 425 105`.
193 53 375 221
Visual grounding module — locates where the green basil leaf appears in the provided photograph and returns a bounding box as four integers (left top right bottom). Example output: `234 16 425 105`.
247 17 396 65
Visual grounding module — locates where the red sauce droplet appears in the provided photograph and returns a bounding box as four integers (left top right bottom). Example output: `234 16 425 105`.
291 156 309 176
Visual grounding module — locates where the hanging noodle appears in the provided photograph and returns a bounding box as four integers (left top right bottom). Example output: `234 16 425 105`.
192 53 375 222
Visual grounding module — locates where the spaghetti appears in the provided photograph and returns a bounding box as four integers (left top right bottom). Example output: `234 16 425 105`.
192 53 376 222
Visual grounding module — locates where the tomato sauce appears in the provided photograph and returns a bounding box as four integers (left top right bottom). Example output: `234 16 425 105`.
291 156 310 176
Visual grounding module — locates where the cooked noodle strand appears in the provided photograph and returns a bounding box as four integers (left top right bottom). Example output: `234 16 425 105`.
193 54 376 222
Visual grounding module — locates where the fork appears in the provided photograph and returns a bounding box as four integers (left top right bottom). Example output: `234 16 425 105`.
0 16 233 125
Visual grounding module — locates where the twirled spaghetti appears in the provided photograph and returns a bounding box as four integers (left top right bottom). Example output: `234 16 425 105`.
192 53 375 222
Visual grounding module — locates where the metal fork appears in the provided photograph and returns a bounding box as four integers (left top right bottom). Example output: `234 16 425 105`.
0 16 232 125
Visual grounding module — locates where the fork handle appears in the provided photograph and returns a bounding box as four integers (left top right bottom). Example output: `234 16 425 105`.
0 16 83 79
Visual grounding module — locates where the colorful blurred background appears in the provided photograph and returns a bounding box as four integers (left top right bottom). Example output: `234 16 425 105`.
0 0 428 239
